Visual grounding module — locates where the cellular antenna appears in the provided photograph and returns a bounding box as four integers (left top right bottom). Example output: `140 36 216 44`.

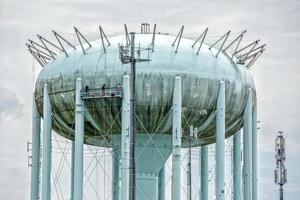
274 131 287 200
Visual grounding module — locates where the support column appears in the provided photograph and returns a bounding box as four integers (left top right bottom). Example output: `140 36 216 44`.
243 88 252 200
41 84 52 200
158 166 165 200
121 75 130 200
74 78 85 200
216 81 225 200
31 95 41 200
252 100 258 200
233 131 241 200
171 76 182 200
200 145 208 200
112 149 120 200
71 141 75 200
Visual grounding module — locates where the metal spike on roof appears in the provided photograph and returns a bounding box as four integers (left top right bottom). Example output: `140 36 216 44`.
222 30 247 54
172 25 184 53
26 43 52 59
74 26 92 55
239 44 266 59
37 34 64 59
52 31 76 57
99 26 111 53
151 24 157 52
209 30 231 57
234 40 260 56
124 24 130 46
246 50 264 69
28 39 57 57
192 27 208 55
28 49 45 67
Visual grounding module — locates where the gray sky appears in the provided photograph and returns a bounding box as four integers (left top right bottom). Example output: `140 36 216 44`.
0 0 299 199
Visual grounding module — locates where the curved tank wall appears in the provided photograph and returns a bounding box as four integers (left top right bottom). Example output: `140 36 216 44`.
34 33 256 147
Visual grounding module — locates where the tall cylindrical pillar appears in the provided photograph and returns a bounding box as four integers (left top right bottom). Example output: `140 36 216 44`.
216 81 225 200
41 84 52 200
252 100 258 200
158 166 165 200
112 149 120 200
200 145 208 200
243 88 252 200
121 75 130 200
31 95 41 200
73 78 85 200
233 131 241 200
171 76 182 200
71 141 75 200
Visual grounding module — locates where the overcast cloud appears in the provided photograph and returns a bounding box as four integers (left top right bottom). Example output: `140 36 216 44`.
0 0 299 199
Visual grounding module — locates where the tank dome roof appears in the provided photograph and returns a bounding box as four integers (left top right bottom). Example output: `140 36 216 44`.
35 33 256 146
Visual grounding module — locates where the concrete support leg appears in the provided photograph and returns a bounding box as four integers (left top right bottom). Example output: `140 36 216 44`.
158 166 165 200
171 76 182 200
112 149 120 200
41 84 52 200
74 78 85 200
200 145 208 200
71 141 75 200
252 100 258 200
31 95 41 200
216 81 225 200
121 75 130 200
233 131 241 200
243 88 252 200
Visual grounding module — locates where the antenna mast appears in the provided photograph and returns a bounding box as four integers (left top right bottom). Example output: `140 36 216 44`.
274 131 287 200
119 25 152 200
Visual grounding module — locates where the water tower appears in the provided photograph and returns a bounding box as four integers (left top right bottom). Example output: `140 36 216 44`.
27 23 265 200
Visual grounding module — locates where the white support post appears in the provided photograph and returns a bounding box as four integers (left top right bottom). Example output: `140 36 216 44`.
74 78 84 200
243 88 252 200
252 99 258 200
71 141 75 200
121 75 130 200
172 76 182 200
31 95 41 200
41 84 52 200
233 131 241 200
216 81 225 200
200 145 208 200
112 149 120 200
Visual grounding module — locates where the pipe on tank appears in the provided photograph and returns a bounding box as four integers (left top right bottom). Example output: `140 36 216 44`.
73 78 85 200
31 94 41 200
243 88 253 200
171 76 182 200
200 145 208 200
121 75 130 200
41 84 52 200
216 81 225 200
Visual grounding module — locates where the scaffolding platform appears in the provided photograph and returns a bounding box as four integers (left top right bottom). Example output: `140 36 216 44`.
80 87 123 99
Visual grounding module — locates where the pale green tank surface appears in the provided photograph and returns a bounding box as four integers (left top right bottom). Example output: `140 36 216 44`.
35 33 255 147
